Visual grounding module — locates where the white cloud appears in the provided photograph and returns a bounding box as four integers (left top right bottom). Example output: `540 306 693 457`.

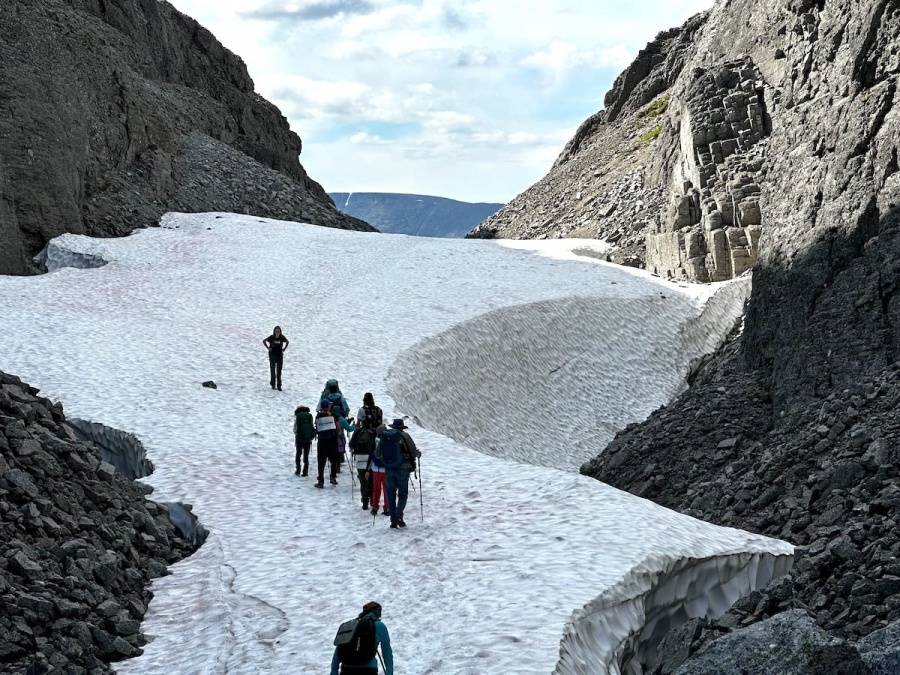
167 0 717 202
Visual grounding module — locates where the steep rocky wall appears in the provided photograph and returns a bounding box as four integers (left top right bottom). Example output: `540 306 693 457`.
0 0 372 276
578 0 900 671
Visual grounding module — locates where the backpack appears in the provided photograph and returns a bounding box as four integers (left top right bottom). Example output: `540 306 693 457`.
294 409 315 442
333 617 377 666
355 428 377 456
362 405 383 430
379 429 404 469
316 412 338 441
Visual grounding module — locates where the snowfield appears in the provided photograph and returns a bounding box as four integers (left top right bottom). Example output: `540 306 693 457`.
0 214 792 674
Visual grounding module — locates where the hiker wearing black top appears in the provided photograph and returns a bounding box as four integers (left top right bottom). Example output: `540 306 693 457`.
293 405 316 476
349 393 383 510
263 326 289 390
375 419 420 528
314 400 356 488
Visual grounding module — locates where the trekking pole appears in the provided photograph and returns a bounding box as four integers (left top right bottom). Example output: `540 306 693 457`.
418 458 424 523
377 648 387 673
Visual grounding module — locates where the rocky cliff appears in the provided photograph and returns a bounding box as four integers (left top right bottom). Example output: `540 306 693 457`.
568 0 900 671
0 0 372 276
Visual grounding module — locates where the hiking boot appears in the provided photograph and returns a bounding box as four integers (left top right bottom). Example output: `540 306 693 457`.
397 517 407 528
382 510 391 517
294 471 302 476
371 507 378 516
361 502 369 510
314 481 324 489
329 476 338 485
277 385 282 391
301 470 308 477
390 520 398 529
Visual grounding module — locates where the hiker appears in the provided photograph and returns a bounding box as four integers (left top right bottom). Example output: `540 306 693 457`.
293 404 316 476
320 378 350 417
262 326 289 390
331 601 393 675
349 394 383 510
315 400 355 488
375 419 420 528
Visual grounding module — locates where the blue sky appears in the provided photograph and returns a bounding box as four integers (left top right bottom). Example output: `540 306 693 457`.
168 0 714 203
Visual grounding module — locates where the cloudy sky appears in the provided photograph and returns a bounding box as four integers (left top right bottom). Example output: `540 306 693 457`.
168 0 713 203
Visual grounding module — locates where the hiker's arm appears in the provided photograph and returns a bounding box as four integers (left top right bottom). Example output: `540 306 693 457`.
339 418 356 433
330 647 339 675
262 337 270 350
405 434 420 458
281 336 289 352
378 623 394 674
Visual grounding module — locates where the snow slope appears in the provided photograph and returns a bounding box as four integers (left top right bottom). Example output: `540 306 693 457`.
0 214 791 674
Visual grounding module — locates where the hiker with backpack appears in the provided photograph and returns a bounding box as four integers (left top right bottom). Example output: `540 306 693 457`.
349 393 383 510
262 326 289 390
375 419 420 528
315 400 356 488
320 379 351 417
293 404 316 477
331 601 393 675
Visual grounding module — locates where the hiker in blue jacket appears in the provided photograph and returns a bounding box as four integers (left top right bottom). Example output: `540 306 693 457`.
375 419 420 529
320 379 350 417
331 601 393 675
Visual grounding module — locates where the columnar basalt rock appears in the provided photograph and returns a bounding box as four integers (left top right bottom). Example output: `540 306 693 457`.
647 59 769 281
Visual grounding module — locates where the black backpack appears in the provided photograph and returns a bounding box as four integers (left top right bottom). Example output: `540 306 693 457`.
333 617 377 666
362 405 383 430
355 427 377 455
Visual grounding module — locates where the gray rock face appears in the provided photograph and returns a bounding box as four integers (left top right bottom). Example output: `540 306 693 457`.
0 0 373 276
673 610 870 675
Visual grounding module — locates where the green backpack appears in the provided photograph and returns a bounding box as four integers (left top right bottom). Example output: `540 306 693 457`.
294 407 315 442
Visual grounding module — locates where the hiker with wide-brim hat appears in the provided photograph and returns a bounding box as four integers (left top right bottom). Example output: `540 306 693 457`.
374 419 420 528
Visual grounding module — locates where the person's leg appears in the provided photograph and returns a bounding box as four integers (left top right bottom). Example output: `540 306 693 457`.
396 469 411 521
372 472 385 510
294 439 303 475
326 439 339 482
275 356 283 390
316 443 327 484
357 469 369 507
269 357 276 388
385 470 398 520
301 442 310 476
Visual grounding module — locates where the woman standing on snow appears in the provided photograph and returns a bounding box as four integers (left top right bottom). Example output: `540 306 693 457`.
262 326 289 390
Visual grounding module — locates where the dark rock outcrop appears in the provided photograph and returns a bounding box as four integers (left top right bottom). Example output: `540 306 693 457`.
0 0 373 276
331 192 504 238
0 371 201 673
672 610 871 675
577 0 900 672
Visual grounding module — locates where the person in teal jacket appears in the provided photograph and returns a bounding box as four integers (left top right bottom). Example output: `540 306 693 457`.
331 601 393 675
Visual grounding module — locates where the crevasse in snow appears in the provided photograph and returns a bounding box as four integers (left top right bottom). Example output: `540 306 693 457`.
0 215 791 674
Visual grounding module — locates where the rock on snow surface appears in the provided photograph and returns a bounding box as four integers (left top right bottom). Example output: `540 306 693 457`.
0 214 791 674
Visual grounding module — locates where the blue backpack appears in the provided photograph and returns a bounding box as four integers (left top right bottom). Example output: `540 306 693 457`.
379 429 403 469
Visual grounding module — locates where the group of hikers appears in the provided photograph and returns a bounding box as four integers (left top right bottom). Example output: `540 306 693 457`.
263 332 409 672
293 379 421 530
